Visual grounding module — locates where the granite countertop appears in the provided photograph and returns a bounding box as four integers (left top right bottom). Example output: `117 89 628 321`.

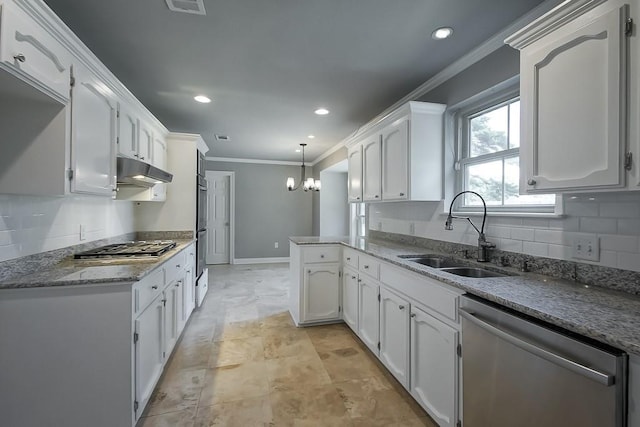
0 239 195 290
290 236 640 355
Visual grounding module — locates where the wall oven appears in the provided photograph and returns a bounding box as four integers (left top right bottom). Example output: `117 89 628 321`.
459 295 627 427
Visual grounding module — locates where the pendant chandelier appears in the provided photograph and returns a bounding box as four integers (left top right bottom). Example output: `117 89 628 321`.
286 143 321 192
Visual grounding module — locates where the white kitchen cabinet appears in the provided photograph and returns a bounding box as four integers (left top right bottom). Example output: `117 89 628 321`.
381 117 409 200
358 275 380 355
0 0 71 102
362 136 382 201
342 266 359 332
345 101 446 202
134 292 164 421
152 132 168 169
70 62 117 196
507 1 631 193
138 121 153 163
347 145 363 202
379 287 410 388
410 305 458 427
184 245 196 319
163 279 179 356
303 264 341 323
630 354 640 427
117 102 139 159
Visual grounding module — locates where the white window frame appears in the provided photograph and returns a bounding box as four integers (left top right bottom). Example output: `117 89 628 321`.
451 81 560 215
350 202 367 239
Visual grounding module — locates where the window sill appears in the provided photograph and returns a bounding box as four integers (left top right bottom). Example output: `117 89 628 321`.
447 210 565 219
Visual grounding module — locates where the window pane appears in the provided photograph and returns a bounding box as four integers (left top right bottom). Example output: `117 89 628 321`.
465 160 503 206
504 156 555 205
509 101 520 148
469 105 508 157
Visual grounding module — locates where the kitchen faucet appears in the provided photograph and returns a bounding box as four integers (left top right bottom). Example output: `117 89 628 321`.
445 191 495 262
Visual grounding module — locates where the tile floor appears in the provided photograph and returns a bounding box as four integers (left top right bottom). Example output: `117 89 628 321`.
137 263 436 427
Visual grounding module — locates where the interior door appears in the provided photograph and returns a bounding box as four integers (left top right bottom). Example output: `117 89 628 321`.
207 172 231 264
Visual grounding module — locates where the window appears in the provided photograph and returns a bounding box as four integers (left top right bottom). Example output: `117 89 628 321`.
350 203 367 239
456 94 555 211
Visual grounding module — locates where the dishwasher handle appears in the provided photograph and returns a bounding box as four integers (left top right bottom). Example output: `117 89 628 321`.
459 308 615 386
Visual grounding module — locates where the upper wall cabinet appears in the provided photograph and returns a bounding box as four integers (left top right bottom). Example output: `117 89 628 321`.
117 102 139 159
0 0 71 102
70 62 117 196
507 0 634 193
347 145 363 202
346 101 446 202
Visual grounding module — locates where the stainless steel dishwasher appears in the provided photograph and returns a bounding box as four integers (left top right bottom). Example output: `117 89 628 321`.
459 295 627 427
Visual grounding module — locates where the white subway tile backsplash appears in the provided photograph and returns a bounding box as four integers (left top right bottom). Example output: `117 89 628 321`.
523 218 550 228
523 241 549 257
599 234 639 253
565 201 599 217
534 229 566 245
547 244 571 260
600 202 640 218
617 252 640 272
617 219 640 235
486 226 511 239
599 250 618 268
510 227 535 241
579 217 618 234
498 238 523 253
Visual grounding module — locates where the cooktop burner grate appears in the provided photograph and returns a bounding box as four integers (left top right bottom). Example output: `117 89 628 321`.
74 241 177 259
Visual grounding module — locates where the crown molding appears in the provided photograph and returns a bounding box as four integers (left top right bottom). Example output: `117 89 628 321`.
206 157 302 166
167 133 209 153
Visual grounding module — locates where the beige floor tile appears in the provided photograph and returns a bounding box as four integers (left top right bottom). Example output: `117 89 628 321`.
317 346 388 382
212 319 262 342
270 384 348 425
259 310 295 330
209 336 265 368
193 396 273 427
145 368 206 417
305 323 361 351
351 416 438 427
168 340 211 371
265 352 331 392
199 361 270 406
137 409 195 427
335 376 426 422
262 327 318 359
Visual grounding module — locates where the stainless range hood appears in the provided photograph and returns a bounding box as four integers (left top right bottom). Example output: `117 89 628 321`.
116 156 173 188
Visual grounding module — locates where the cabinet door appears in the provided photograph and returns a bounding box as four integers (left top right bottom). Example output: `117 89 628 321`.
163 284 178 357
138 122 153 163
117 103 138 159
342 267 359 332
174 278 186 336
381 117 409 200
302 263 341 322
358 277 379 355
362 136 382 201
70 63 116 196
520 5 628 193
380 287 410 388
152 135 167 169
0 1 70 101
347 146 363 202
134 295 164 420
411 306 458 427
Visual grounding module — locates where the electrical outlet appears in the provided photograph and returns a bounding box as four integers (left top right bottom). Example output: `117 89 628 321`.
409 222 415 235
79 224 86 241
572 235 599 261
274 242 279 249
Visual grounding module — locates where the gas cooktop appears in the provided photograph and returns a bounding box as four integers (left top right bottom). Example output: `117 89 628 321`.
74 241 177 259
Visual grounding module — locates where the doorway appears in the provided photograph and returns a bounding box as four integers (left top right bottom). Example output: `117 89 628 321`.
319 160 349 236
206 171 235 264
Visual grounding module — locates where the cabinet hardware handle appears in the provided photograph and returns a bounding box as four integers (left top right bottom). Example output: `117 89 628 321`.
151 285 158 290
140 157 145 160
399 192 405 196
13 53 26 63
134 154 139 158
375 195 379 198
399 305 405 310
346 257 351 261
176 264 181 268
364 265 369 269
320 254 325 258
527 179 536 185
410 313 416 318
351 275 356 279
358 279 362 282
356 196 360 200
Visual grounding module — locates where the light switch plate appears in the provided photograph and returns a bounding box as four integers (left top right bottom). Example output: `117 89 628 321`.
572 235 599 261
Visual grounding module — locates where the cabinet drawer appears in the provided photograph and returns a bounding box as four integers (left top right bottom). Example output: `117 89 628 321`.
380 263 462 323
0 2 71 101
135 267 165 314
303 246 340 264
359 254 380 279
166 250 186 284
343 248 358 270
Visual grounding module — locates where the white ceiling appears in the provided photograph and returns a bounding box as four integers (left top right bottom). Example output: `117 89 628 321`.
44 0 553 162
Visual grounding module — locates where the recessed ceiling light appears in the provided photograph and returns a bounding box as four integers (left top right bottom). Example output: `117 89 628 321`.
432 27 453 40
194 95 211 103
308 135 315 139
314 108 329 115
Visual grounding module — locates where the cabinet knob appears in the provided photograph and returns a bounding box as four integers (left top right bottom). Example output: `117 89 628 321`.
140 157 145 160
151 285 158 290
134 154 139 158
375 195 379 198
176 264 181 268
527 179 536 186
399 193 405 197
351 275 356 279
320 254 325 258
410 313 416 318
308 269 311 274
364 265 369 269
358 279 362 282
399 305 405 310
356 196 361 200
13 53 26 63
176 281 182 287
346 257 351 261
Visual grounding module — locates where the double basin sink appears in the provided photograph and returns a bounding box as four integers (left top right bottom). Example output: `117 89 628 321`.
399 255 510 278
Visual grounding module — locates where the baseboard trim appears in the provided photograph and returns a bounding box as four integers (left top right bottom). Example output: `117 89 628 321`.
233 257 290 265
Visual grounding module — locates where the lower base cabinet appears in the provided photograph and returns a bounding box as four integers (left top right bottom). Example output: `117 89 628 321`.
358 276 380 355
134 294 164 416
410 306 459 427
303 264 341 322
342 266 359 331
379 287 410 388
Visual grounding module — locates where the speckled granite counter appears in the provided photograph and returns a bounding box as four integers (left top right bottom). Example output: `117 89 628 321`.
290 236 640 355
0 239 195 289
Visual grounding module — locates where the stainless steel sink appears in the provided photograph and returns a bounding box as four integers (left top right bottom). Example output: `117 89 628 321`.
401 256 465 269
440 267 507 278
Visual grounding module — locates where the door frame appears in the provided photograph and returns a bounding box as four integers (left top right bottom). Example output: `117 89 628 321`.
205 170 236 264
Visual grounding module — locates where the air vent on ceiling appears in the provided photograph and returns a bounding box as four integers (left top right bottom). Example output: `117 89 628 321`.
215 134 231 142
165 0 206 15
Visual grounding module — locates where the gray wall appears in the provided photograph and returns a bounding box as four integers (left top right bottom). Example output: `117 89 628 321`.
319 172 349 236
311 147 348 235
207 161 313 259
